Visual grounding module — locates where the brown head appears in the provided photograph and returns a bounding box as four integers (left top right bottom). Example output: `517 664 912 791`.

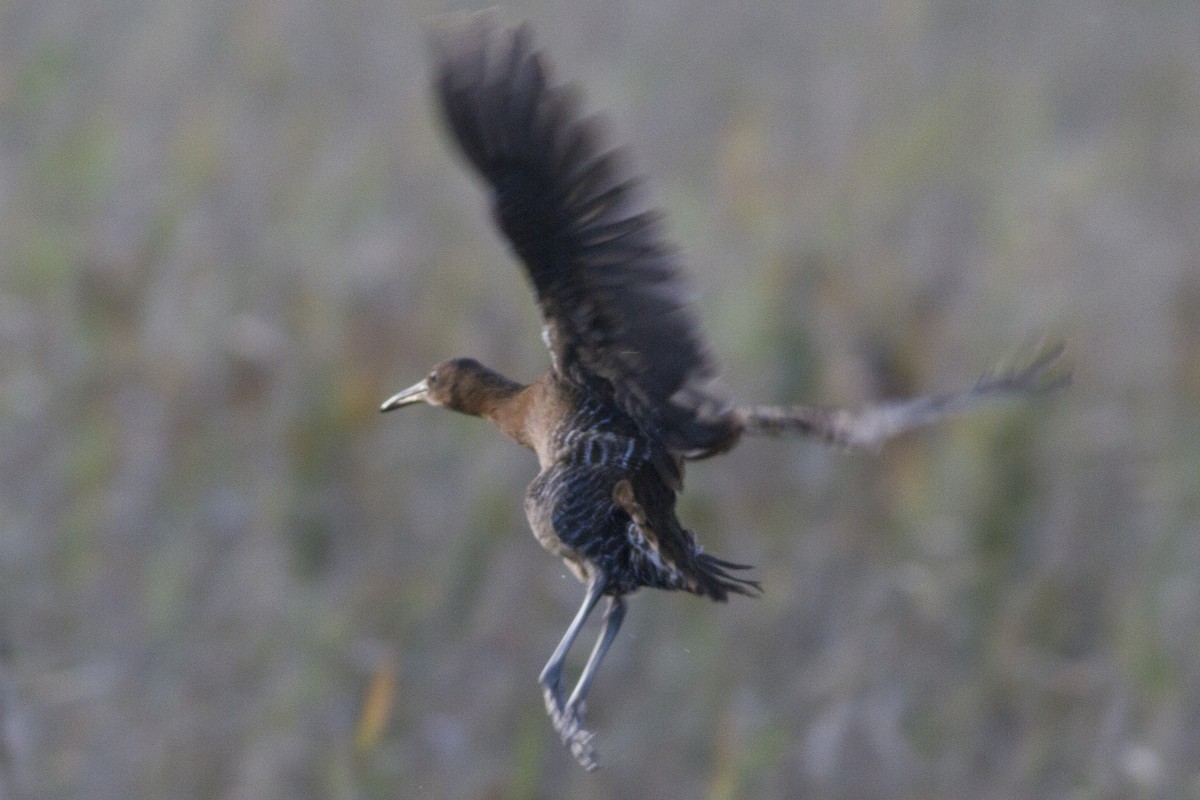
380 358 523 417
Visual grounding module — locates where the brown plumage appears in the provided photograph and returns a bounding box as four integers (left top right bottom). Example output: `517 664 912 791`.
382 12 1068 770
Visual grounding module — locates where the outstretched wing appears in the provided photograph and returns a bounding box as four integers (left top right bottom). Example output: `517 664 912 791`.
738 341 1072 451
430 12 732 453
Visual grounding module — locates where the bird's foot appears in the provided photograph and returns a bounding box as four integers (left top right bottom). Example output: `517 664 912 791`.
542 685 598 770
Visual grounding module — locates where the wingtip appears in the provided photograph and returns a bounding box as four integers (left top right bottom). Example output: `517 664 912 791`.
425 8 501 68
426 7 536 65
986 338 1074 396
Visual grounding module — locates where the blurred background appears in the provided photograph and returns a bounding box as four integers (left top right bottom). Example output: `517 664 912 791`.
1 0 1198 797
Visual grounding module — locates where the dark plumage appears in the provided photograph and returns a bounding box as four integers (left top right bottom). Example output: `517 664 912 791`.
382 12 1068 770
432 15 731 457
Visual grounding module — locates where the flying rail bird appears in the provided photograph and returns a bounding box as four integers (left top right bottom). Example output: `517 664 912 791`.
382 12 1067 770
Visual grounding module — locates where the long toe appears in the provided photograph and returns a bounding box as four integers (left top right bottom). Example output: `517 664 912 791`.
565 701 597 770
568 727 598 771
542 683 565 722
542 690 600 769
556 706 598 771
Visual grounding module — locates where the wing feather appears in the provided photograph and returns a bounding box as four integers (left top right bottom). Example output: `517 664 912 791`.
430 12 734 453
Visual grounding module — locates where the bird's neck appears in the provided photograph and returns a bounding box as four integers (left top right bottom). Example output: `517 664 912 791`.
473 372 571 466
473 382 531 443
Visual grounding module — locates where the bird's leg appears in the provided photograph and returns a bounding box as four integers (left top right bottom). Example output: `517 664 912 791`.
539 577 606 768
539 592 627 771
565 595 626 722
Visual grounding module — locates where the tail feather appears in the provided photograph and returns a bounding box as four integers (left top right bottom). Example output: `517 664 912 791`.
700 554 756 571
694 551 761 600
737 342 1070 453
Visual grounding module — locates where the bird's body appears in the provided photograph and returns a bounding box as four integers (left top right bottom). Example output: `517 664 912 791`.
382 12 1067 770
475 363 756 598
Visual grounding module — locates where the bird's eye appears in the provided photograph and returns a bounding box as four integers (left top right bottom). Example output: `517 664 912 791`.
428 371 438 384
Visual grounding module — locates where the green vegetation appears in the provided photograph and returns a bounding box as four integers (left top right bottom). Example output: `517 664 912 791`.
1 2 1196 798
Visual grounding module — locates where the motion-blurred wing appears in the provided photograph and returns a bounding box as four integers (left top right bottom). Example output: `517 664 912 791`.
430 12 730 452
739 342 1072 450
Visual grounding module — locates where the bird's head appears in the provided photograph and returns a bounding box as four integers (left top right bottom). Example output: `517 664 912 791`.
380 358 521 417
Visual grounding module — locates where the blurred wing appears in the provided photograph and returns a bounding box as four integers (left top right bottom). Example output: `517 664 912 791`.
739 342 1072 450
430 12 730 451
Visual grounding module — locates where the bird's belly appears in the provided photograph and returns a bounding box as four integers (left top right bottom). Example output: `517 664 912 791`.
524 467 593 583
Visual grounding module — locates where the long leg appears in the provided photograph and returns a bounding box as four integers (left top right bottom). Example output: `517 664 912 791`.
538 579 626 771
539 575 606 711
565 595 626 718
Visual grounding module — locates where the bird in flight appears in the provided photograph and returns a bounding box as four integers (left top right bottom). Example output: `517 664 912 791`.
382 11 1067 770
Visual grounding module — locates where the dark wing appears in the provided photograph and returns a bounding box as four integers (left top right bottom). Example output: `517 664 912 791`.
429 12 733 454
